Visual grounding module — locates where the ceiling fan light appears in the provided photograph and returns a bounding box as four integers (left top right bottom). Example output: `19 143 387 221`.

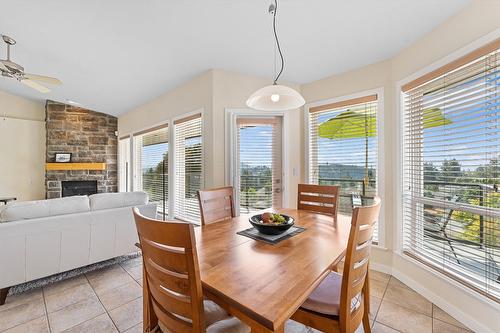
246 84 305 111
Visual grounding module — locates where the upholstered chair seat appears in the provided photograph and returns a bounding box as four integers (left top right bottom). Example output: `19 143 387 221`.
301 271 342 316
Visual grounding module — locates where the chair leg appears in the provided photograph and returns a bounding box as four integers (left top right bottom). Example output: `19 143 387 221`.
0 287 10 306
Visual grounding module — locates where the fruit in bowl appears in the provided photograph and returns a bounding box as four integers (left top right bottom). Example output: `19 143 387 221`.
249 213 294 235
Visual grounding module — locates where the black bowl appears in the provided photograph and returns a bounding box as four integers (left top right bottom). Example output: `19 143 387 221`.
249 214 295 235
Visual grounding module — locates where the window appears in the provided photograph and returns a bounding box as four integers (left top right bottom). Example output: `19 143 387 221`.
173 113 203 223
133 125 169 219
402 39 500 301
118 136 130 192
236 117 283 214
307 94 379 242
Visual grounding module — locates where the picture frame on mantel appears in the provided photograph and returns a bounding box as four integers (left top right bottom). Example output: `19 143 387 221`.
55 153 72 163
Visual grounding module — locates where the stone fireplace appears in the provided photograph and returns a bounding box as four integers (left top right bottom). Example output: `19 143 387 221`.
45 101 118 198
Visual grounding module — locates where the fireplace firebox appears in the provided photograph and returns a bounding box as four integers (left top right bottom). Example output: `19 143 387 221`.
61 180 98 197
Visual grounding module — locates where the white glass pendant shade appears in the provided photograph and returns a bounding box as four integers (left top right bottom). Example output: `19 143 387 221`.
246 84 305 111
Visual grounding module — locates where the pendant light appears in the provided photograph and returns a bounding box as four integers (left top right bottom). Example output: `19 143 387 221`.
246 0 305 111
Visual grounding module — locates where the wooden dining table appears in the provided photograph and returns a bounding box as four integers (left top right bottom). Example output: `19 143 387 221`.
195 208 352 333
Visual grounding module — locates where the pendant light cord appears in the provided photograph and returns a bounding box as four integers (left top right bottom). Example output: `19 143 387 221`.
272 0 284 85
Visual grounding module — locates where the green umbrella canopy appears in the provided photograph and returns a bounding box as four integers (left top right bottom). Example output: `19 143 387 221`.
318 107 451 139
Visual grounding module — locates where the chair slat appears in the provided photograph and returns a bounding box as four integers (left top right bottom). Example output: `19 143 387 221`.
198 186 235 225
297 184 339 218
141 239 188 274
148 275 193 320
152 299 193 333
145 258 191 296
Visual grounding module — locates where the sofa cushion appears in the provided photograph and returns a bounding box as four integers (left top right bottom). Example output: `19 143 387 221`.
0 196 90 223
89 192 149 211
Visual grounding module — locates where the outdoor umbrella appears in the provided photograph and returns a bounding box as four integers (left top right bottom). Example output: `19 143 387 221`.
318 107 451 186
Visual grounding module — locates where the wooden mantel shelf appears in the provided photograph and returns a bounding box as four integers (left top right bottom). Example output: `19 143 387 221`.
46 163 106 171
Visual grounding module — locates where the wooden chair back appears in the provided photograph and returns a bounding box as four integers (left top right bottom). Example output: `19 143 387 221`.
297 184 340 220
197 186 235 225
339 197 381 333
133 208 206 333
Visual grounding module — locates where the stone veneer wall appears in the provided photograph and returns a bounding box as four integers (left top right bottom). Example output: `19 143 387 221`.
45 100 118 198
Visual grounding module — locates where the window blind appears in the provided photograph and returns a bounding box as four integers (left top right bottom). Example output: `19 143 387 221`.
308 95 379 242
402 39 500 301
236 118 282 214
118 136 130 192
133 126 169 219
174 114 203 223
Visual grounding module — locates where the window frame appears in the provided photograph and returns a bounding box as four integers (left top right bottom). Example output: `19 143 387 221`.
118 108 205 223
304 88 385 247
396 32 500 304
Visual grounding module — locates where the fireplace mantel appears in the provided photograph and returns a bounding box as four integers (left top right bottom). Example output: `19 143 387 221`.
45 163 107 171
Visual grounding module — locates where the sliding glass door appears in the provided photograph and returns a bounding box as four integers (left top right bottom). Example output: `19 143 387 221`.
235 117 283 214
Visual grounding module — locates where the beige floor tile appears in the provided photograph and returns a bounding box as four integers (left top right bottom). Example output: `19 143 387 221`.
432 305 469 330
0 288 43 312
120 257 142 270
109 297 143 332
43 275 88 297
370 278 388 298
376 300 432 333
0 298 45 331
45 283 96 313
383 284 432 316
86 265 135 294
123 322 143 333
1 315 49 333
433 319 472 333
62 313 118 333
48 296 105 333
136 278 143 287
370 296 382 319
98 281 142 311
372 321 401 333
284 319 311 333
124 265 142 280
370 270 391 284
387 277 407 290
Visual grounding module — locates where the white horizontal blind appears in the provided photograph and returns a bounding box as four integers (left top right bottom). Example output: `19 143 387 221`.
133 126 169 219
118 136 130 192
174 114 203 223
308 96 379 242
236 118 282 214
402 44 500 301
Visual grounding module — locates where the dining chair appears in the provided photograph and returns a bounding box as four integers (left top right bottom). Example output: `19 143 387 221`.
291 197 381 333
133 208 249 333
197 186 235 225
297 184 340 220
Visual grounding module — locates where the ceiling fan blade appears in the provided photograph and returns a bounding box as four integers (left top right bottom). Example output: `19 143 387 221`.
23 73 62 85
21 79 50 93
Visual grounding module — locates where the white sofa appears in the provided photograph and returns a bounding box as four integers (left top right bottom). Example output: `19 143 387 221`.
0 191 156 303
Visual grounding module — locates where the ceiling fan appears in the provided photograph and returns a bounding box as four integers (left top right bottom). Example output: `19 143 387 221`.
0 35 61 93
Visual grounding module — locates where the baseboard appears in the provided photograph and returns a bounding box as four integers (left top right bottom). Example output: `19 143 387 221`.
369 262 393 275
390 267 494 333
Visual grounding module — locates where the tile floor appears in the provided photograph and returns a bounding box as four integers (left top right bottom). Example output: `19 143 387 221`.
0 257 473 333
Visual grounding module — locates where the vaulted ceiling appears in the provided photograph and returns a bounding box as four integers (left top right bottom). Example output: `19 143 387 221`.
0 0 470 115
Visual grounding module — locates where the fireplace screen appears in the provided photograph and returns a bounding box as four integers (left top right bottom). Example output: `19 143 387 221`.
61 180 98 197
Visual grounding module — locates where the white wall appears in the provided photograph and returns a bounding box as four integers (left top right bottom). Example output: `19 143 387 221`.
0 90 46 201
